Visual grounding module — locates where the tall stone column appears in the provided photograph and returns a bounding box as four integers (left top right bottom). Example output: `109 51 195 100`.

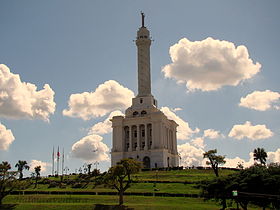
128 126 132 152
144 124 148 150
136 14 152 97
137 125 140 151
173 129 177 154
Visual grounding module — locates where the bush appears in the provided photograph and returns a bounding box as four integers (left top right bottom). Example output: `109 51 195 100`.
72 182 83 188
48 181 60 188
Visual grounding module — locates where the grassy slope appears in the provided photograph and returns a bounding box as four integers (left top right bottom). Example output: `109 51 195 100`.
24 169 236 194
3 195 221 210
4 169 254 210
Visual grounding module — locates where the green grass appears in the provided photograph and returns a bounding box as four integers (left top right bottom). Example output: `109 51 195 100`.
2 169 257 210
3 195 220 210
3 194 260 210
131 169 236 182
25 169 236 193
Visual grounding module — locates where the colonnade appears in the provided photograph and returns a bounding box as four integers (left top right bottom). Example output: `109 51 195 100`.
124 123 152 152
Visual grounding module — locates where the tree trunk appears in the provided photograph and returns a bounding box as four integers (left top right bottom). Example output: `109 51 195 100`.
214 168 219 177
19 172 23 179
35 176 38 188
119 190 124 206
220 198 227 210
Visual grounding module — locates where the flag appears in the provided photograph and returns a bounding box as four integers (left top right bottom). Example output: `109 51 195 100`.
57 147 60 159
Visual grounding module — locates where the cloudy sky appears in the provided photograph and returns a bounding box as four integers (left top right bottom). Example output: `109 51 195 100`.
1 1 280 175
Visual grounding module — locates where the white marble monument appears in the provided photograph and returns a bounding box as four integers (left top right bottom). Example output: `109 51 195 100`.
111 13 179 168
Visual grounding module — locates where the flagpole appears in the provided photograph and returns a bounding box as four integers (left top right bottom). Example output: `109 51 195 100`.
52 146 54 176
57 146 60 176
62 148 64 176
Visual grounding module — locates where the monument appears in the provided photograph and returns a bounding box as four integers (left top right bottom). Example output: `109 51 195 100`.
111 13 179 168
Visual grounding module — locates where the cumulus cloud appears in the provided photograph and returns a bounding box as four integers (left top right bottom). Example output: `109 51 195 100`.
160 107 199 140
0 122 15 150
63 80 134 120
89 110 124 135
239 90 280 111
71 134 109 162
267 148 280 163
203 129 223 139
223 157 247 168
29 159 50 173
0 64 56 121
162 37 261 91
190 137 205 149
178 143 206 167
172 107 182 112
228 121 273 140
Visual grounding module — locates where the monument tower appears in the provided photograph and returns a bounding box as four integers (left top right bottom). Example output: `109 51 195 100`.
111 13 179 168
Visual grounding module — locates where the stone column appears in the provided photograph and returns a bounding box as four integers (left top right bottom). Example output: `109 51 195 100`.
166 128 169 151
173 128 177 154
128 126 132 152
137 125 140 151
144 124 148 150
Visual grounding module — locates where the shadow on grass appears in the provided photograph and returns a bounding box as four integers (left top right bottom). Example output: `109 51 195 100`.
0 204 17 210
94 204 134 210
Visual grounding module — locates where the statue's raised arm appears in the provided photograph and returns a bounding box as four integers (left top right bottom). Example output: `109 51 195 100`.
141 12 145 27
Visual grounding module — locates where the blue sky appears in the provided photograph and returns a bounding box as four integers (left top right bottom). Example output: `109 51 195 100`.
0 1 279 175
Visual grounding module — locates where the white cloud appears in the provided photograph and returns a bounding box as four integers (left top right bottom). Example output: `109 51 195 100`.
71 134 109 162
190 137 205 149
160 107 199 140
29 159 50 173
178 143 206 167
0 64 56 121
223 157 247 168
0 122 15 150
228 121 273 140
267 148 280 163
89 110 124 135
172 107 182 112
162 37 261 91
203 129 223 139
239 90 280 111
63 80 134 120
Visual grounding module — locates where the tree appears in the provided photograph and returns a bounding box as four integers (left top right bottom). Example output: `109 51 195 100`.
203 149 226 177
104 158 141 205
87 164 92 175
0 161 19 205
253 147 267 165
34 166 41 188
199 164 280 210
15 160 30 180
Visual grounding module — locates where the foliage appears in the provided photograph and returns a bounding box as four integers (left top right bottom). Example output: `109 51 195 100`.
34 166 41 188
199 163 280 210
0 161 20 205
253 147 267 165
104 158 141 205
15 160 30 180
87 164 92 175
203 149 226 177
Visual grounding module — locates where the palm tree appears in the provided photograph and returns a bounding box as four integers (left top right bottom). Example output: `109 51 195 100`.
34 166 41 188
0 161 11 172
253 148 267 165
15 160 30 179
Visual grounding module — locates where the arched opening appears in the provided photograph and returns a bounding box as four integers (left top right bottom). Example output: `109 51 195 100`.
141 110 147 116
143 156 150 169
133 111 138 116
